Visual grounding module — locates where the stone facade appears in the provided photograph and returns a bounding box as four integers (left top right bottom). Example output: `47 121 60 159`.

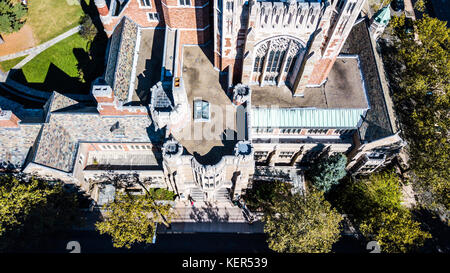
97 0 364 94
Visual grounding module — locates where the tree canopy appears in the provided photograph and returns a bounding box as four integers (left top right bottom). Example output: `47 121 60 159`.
79 14 97 43
95 192 173 249
334 171 431 253
264 184 343 253
0 0 27 34
387 14 449 210
307 153 347 193
0 175 80 251
360 207 431 253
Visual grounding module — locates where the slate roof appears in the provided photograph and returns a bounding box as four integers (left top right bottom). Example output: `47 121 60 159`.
0 95 43 169
104 17 139 102
340 19 395 142
0 124 42 169
48 91 79 113
32 112 157 172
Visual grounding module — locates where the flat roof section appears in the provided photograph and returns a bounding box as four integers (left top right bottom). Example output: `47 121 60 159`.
132 28 165 104
340 19 395 142
171 45 238 160
251 57 369 109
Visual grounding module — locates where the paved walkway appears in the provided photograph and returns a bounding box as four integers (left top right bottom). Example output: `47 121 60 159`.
77 201 264 234
171 201 255 223
157 222 265 234
0 26 81 68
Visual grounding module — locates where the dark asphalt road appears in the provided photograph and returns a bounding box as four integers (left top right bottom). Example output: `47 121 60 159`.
33 231 273 253
14 230 366 253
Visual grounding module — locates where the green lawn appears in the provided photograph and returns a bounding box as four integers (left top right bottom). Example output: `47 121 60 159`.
27 0 90 44
20 33 88 83
0 56 27 72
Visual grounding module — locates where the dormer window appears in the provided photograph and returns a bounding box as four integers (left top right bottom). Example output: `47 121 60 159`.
140 0 151 8
147 12 159 22
179 0 191 6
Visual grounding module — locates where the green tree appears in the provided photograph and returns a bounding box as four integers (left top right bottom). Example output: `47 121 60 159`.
0 175 80 250
307 153 347 193
264 185 343 253
0 0 27 34
360 208 431 253
388 14 449 210
95 192 173 249
79 14 97 44
242 180 288 212
337 171 402 218
334 171 431 252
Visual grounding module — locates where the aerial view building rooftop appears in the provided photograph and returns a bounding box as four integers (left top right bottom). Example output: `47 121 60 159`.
0 0 404 205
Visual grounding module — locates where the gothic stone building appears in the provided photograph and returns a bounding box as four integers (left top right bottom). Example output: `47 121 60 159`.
0 0 405 204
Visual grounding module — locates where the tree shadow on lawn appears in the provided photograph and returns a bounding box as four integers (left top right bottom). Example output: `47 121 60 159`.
10 32 107 94
10 63 90 94
8 0 108 95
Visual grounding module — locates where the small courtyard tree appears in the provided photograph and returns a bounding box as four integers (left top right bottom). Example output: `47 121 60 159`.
79 14 97 44
307 153 347 193
264 184 343 253
0 0 27 34
96 191 174 249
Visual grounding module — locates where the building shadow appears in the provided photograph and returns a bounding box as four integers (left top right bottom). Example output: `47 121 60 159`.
189 202 230 222
6 1 108 96
191 129 238 165
135 29 165 104
196 3 214 66
10 63 90 94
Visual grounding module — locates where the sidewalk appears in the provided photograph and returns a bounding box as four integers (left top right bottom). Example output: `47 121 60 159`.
0 26 81 67
157 201 265 233
76 201 265 234
171 201 253 223
157 221 265 234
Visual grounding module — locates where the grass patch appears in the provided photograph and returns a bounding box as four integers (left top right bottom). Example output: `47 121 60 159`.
26 0 89 44
0 56 27 72
20 33 88 83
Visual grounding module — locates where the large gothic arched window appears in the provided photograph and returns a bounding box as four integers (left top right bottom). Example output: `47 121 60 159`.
252 37 303 86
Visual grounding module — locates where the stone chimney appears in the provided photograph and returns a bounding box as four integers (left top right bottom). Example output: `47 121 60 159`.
92 84 147 116
0 108 20 128
94 0 112 25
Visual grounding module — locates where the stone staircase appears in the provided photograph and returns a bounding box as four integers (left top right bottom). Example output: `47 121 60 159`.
214 187 231 202
188 186 205 202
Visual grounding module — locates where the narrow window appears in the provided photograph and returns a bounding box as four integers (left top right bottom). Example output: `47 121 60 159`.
259 56 265 72
147 12 159 21
287 55 297 75
253 56 260 72
140 0 151 7
266 51 274 72
284 56 293 72
276 51 285 72
271 50 280 72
